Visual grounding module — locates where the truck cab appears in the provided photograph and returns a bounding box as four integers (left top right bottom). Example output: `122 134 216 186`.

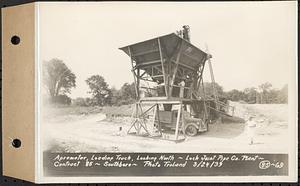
154 101 208 136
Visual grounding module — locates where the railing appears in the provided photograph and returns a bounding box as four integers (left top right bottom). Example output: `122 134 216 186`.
140 85 192 99
138 86 235 117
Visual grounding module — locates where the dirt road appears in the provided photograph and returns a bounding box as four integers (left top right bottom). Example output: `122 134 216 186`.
43 103 288 153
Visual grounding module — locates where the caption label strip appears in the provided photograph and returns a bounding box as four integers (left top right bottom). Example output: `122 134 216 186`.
44 153 288 176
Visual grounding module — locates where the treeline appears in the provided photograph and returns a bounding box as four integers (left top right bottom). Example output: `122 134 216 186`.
74 78 136 107
43 59 136 106
43 58 288 106
201 82 288 104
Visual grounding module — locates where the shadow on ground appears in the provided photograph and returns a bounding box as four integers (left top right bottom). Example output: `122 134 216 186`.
196 115 246 139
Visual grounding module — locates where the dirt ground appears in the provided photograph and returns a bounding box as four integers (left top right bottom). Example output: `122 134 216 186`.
42 102 289 153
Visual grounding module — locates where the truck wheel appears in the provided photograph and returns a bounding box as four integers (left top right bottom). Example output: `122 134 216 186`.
185 124 198 137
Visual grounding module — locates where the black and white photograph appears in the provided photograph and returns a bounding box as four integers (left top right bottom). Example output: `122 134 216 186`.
34 1 297 183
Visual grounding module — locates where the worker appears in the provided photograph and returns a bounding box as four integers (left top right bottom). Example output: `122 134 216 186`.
179 81 185 98
182 25 190 42
245 116 257 145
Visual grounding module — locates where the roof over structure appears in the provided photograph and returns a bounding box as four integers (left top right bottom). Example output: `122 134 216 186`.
119 33 210 71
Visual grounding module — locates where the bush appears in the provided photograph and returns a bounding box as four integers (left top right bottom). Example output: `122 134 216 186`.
114 98 135 106
72 97 93 107
50 95 72 105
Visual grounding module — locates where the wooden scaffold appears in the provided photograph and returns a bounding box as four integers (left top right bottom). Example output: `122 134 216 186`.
119 26 234 142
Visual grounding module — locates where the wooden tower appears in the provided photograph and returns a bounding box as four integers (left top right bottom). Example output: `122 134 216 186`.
119 26 233 141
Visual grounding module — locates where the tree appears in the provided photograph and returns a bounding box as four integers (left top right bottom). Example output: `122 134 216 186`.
109 83 137 106
258 82 272 103
110 87 122 106
268 89 280 103
120 83 136 100
43 58 76 103
225 89 245 102
200 82 225 98
86 75 112 106
277 84 288 103
243 87 258 103
117 82 136 105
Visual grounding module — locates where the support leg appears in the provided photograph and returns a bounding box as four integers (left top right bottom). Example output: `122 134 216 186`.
152 104 157 133
127 118 138 134
139 104 148 131
174 103 182 140
181 105 186 138
156 104 162 135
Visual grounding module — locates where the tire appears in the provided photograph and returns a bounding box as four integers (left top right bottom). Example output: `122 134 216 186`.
185 124 198 137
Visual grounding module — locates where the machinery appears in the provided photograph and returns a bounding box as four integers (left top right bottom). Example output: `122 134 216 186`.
153 100 209 137
119 26 234 141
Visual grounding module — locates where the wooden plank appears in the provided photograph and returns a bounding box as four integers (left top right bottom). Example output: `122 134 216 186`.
128 46 139 99
140 97 168 101
136 60 161 67
140 86 157 90
153 65 163 74
169 41 183 97
151 66 153 76
197 60 207 92
140 103 157 118
151 75 164 78
132 49 159 57
174 103 182 140
127 118 138 134
206 46 219 110
139 71 147 78
156 104 162 135
139 77 156 83
152 105 157 133
170 59 196 71
157 38 168 97
182 52 202 64
137 68 140 99
181 105 186 137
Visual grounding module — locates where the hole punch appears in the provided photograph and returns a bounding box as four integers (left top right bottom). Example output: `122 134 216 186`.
12 138 21 148
11 35 20 45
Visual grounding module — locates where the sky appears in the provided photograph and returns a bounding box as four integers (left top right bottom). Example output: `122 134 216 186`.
39 2 296 99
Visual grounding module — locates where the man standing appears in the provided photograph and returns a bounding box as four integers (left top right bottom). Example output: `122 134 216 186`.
246 116 257 145
179 81 185 98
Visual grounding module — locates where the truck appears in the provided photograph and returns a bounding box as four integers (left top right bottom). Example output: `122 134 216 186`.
154 100 213 136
